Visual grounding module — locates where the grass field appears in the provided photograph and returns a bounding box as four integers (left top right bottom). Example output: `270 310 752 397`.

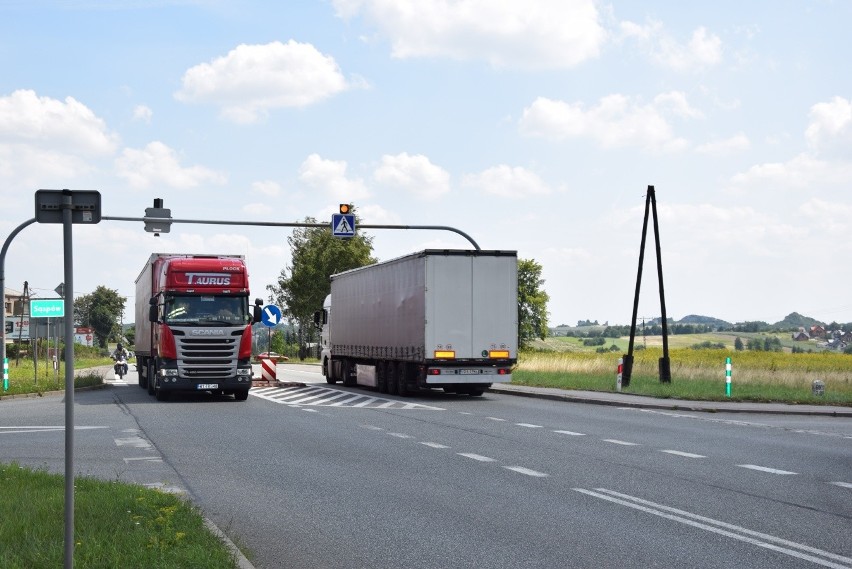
0 357 109 397
515 346 852 405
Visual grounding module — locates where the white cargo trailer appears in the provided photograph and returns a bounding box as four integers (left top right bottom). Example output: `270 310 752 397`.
316 249 517 396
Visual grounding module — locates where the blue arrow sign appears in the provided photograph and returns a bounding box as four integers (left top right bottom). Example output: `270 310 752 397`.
261 305 282 328
331 213 356 238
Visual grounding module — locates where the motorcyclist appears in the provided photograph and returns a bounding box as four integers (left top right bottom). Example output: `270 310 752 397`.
112 343 130 376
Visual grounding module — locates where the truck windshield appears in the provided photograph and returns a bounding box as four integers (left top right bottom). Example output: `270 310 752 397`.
164 295 249 325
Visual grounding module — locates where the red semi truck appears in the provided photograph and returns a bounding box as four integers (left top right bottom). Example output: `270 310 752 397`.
134 253 262 401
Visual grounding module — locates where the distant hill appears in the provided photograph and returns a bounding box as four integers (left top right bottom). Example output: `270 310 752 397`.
773 312 824 330
677 314 732 328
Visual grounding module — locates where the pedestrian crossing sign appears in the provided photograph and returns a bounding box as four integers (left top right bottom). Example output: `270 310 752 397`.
331 213 356 238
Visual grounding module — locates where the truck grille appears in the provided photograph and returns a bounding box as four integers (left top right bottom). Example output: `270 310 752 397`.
172 328 242 380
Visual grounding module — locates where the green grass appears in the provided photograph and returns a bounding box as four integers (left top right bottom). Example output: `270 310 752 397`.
0 357 110 397
0 462 241 569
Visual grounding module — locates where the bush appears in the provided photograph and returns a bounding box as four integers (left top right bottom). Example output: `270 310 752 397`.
583 337 606 347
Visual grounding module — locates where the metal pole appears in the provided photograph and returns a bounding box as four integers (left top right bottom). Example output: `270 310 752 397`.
0 219 36 377
62 190 75 569
623 191 652 387
649 187 671 383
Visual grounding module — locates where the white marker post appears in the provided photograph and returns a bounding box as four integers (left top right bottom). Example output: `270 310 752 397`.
725 357 732 397
617 357 623 392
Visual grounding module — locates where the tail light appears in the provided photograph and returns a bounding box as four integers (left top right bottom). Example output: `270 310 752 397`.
239 325 253 359
159 325 177 360
497 368 510 375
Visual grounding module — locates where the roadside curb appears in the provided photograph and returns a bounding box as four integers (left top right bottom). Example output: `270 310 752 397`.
488 384 852 417
202 517 256 569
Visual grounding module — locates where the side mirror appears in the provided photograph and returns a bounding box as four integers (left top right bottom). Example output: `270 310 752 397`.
313 310 321 328
148 304 158 323
252 298 263 324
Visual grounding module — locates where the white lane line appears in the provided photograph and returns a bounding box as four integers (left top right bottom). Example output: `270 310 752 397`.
503 466 548 478
114 436 153 449
123 457 162 463
603 439 639 446
388 433 413 439
459 412 473 415
0 426 109 434
738 464 798 475
660 450 706 458
301 408 318 413
830 481 852 489
574 488 852 569
360 425 384 431
486 417 506 422
458 453 496 462
420 442 450 449
554 430 586 436
515 423 543 428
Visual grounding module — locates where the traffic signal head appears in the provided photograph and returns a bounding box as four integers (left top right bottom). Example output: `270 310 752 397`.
339 203 351 214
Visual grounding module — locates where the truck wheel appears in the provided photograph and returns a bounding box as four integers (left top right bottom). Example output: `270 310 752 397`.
387 362 398 396
154 378 169 401
342 360 355 387
138 357 147 389
234 389 249 401
466 388 484 396
397 364 409 397
377 361 388 394
325 358 337 384
146 361 156 396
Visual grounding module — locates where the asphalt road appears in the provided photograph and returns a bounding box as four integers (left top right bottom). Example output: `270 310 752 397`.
1 364 850 568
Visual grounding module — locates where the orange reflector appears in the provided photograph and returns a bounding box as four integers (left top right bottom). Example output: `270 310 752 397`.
489 350 510 358
434 350 455 359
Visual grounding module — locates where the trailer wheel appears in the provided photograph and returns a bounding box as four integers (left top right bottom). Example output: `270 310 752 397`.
397 363 410 397
342 360 355 387
147 361 156 396
387 362 398 396
377 361 388 394
324 358 337 384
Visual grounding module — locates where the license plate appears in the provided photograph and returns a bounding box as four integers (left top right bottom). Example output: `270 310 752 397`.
197 384 218 390
458 369 481 375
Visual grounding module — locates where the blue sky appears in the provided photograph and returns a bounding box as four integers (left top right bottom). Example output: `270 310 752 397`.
1 0 851 327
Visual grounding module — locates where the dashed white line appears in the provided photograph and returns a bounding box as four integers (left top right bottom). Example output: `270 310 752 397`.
420 442 450 449
738 464 797 475
388 433 414 439
360 425 384 431
660 450 706 458
830 482 852 489
458 453 496 462
503 466 548 477
603 439 639 446
554 430 586 436
487 417 506 422
123 456 162 463
515 423 543 428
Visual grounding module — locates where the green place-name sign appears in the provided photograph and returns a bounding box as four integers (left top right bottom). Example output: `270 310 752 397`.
31 299 65 318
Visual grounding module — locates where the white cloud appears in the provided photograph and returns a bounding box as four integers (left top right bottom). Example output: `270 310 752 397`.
621 21 722 71
298 153 370 201
175 40 351 123
695 133 750 156
373 152 450 199
805 96 852 158
333 0 606 69
115 141 227 189
462 165 551 198
728 152 852 190
0 89 118 156
519 93 692 152
252 180 282 197
132 104 153 123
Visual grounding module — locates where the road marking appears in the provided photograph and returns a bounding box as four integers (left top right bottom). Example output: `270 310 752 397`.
738 464 797 475
360 425 384 431
353 397 378 408
574 488 852 568
251 386 446 410
660 450 706 458
503 466 548 477
301 408 318 413
114 436 153 449
829 482 852 489
123 456 162 463
0 426 109 435
515 423 543 428
553 430 586 436
458 453 496 462
420 442 450 449
486 417 506 422
388 433 414 439
603 439 639 446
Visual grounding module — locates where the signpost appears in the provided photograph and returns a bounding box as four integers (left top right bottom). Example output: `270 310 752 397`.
31 298 65 318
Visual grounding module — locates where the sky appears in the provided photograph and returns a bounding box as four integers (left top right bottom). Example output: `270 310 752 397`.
1 0 851 328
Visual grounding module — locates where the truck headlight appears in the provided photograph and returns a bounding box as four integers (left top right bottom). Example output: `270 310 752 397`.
236 368 253 376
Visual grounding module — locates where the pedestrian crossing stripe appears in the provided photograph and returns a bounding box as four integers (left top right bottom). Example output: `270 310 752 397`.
250 385 443 410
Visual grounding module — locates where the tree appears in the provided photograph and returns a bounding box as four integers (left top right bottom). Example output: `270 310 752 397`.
734 337 744 351
74 286 127 348
268 214 376 344
517 258 550 348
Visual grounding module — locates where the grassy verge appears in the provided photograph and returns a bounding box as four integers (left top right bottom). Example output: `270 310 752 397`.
0 462 241 568
515 348 852 405
1 357 112 397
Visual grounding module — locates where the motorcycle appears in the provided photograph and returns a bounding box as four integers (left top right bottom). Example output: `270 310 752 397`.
113 355 129 379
